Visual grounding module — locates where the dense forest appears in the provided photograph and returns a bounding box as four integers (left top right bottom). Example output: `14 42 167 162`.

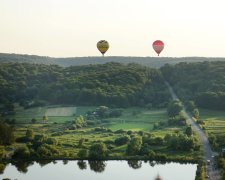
0 62 170 114
161 61 225 110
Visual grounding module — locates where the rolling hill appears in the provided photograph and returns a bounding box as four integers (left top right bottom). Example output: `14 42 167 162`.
1 53 225 68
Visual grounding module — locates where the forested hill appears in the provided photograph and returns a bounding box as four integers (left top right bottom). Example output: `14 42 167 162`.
1 53 225 68
0 62 170 111
161 61 225 110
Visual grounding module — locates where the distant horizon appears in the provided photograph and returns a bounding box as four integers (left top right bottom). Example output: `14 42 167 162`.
1 52 225 59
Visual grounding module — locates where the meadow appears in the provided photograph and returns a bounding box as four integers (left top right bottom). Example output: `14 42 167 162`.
199 109 225 137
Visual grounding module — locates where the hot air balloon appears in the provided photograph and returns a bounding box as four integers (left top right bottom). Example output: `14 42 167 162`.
154 174 162 180
152 40 164 56
97 40 109 56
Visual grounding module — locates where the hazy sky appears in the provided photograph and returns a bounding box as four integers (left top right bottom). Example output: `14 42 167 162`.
0 0 225 57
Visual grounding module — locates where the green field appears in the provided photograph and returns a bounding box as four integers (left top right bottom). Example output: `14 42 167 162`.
105 108 167 131
10 106 185 135
10 105 99 124
200 109 225 136
46 107 77 117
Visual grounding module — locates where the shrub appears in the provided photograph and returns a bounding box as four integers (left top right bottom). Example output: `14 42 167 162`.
36 144 59 158
78 149 88 158
139 143 151 156
0 163 6 174
89 142 108 159
26 129 34 140
31 118 37 124
114 136 131 146
12 146 30 159
115 129 126 134
46 138 58 145
126 136 142 155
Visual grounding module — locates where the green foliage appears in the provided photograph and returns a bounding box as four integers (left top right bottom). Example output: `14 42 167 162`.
13 146 30 159
46 137 58 145
161 61 225 110
74 115 86 129
42 115 48 123
78 149 89 158
195 162 206 180
185 126 193 137
167 100 183 117
186 101 196 112
114 136 131 146
165 134 200 151
32 134 49 148
36 144 59 158
89 142 108 159
168 114 187 126
208 134 225 150
0 163 6 174
31 118 37 124
142 136 164 146
0 122 15 145
217 157 225 179
26 129 34 140
126 136 142 155
192 108 200 119
0 62 169 109
139 143 151 156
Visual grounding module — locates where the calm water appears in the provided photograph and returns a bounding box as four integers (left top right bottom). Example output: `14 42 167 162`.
0 160 197 180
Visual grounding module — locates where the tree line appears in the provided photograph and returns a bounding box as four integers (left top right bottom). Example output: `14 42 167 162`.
161 61 225 110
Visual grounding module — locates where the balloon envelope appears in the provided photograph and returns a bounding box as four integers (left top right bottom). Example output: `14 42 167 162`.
97 40 109 56
152 40 164 56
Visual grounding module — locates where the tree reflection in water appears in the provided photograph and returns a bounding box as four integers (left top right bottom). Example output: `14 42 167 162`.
77 160 87 170
149 161 156 167
0 160 175 174
88 161 106 173
63 160 68 165
127 160 142 169
11 160 34 173
36 160 52 167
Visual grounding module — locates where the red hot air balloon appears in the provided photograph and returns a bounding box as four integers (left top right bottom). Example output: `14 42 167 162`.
152 40 164 56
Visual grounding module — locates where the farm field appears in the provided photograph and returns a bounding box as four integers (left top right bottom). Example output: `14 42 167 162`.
200 109 225 137
105 108 167 131
10 105 184 135
9 105 97 124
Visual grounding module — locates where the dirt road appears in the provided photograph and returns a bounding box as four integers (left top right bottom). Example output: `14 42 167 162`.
165 81 221 180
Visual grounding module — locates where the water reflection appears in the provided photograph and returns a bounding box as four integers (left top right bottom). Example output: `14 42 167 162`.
0 160 196 174
88 161 106 173
77 160 87 170
11 160 34 173
36 160 52 167
127 160 142 169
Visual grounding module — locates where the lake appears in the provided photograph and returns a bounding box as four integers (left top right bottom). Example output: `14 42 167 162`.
0 160 197 180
